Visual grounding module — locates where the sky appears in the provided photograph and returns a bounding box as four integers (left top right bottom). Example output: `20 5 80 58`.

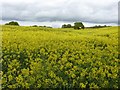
0 0 119 27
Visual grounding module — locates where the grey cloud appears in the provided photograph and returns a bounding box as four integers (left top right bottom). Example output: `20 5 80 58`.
1 0 119 24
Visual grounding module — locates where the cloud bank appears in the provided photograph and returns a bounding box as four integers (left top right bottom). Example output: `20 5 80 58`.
1 0 119 27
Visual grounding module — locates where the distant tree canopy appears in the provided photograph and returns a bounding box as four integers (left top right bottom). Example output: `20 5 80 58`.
74 22 84 29
32 25 38 27
62 24 72 28
40 25 52 28
62 24 67 28
32 25 52 28
5 21 19 26
62 22 84 29
87 25 110 28
67 24 72 28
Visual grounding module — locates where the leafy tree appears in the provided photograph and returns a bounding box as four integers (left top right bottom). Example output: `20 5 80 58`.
74 22 84 29
62 24 72 28
62 24 67 28
67 24 72 28
5 21 19 26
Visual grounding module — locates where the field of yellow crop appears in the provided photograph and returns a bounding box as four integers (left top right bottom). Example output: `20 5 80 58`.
1 25 118 88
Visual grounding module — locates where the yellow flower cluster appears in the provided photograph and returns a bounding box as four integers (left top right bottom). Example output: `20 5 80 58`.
1 25 118 88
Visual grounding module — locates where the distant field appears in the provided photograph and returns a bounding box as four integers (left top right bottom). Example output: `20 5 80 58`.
1 25 118 88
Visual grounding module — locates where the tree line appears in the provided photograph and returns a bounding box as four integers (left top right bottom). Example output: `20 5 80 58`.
4 21 52 28
86 25 111 28
4 21 85 30
32 25 52 28
4 21 110 29
62 22 84 29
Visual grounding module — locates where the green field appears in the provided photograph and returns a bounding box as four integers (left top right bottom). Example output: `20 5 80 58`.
1 25 118 88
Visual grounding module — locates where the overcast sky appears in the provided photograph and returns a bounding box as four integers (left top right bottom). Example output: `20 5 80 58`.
1 0 119 27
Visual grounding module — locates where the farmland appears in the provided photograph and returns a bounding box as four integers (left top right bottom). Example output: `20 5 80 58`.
1 25 118 88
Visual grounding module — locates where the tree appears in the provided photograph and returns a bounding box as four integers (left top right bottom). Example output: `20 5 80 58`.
62 24 67 28
62 24 72 28
5 21 19 26
74 22 84 29
67 24 72 28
